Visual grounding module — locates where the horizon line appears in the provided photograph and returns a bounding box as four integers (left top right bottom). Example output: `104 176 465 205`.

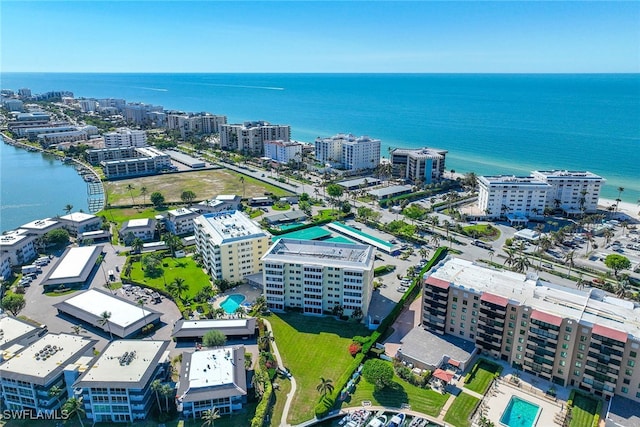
2 71 639 75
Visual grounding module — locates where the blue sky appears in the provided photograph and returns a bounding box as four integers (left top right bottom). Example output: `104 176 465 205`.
2 1 639 73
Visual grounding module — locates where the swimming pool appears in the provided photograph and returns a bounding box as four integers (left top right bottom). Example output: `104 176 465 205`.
500 396 541 427
220 294 246 314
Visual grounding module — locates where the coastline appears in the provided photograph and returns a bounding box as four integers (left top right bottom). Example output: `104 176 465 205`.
599 198 640 222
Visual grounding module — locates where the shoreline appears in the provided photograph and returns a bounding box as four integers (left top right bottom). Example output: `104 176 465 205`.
599 198 640 222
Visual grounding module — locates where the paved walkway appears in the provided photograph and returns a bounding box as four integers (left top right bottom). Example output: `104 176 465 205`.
262 318 298 427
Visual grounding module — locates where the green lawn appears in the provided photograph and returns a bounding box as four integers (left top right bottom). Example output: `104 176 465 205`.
128 256 211 300
347 368 450 417
462 224 501 241
443 392 480 427
464 359 502 394
569 393 599 427
271 375 293 427
266 312 371 424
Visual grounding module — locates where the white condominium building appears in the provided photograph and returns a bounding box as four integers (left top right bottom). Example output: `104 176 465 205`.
74 340 170 423
0 230 37 268
165 208 199 236
261 239 375 317
390 147 448 184
342 135 381 170
314 133 381 170
263 140 303 164
478 175 550 220
219 121 290 155
193 211 270 281
166 113 227 139
103 128 147 148
532 170 605 215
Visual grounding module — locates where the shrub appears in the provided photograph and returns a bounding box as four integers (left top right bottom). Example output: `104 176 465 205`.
348 342 362 356
250 375 273 427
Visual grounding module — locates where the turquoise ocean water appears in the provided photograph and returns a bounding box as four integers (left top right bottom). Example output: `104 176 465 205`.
1 73 638 229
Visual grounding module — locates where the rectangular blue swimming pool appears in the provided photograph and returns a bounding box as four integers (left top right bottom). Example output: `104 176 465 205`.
500 396 540 427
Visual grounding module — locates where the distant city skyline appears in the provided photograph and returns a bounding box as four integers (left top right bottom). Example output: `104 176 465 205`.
2 1 639 73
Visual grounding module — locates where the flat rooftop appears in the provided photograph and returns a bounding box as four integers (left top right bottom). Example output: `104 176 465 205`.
337 177 381 188
0 333 96 386
216 194 239 202
399 327 476 368
368 184 413 198
429 257 640 339
328 222 394 250
185 347 242 389
172 318 257 338
479 175 551 187
0 316 38 349
75 340 168 387
59 212 97 223
47 245 102 282
126 218 153 228
55 289 158 328
272 226 330 242
194 211 267 245
533 170 604 180
168 208 197 218
0 230 31 247
19 218 59 231
391 147 447 158
263 238 373 269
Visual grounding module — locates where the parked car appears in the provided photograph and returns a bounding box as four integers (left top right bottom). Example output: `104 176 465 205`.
397 286 408 293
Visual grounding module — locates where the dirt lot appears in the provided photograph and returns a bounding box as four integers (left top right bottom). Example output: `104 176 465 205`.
104 169 290 205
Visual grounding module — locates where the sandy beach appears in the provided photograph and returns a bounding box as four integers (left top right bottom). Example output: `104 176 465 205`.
599 198 640 222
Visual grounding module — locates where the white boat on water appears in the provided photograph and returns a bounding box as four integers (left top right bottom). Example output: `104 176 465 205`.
367 415 387 427
387 413 406 427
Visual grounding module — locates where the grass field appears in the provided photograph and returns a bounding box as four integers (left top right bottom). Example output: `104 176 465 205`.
271 375 293 427
103 169 292 206
347 367 450 417
569 393 599 427
128 256 211 300
442 392 480 427
462 224 500 241
266 313 371 424
464 359 502 394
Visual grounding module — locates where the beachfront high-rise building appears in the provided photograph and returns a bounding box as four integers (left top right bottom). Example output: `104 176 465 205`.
103 128 148 148
263 140 303 164
123 103 164 126
166 113 227 139
261 239 375 317
532 170 605 215
390 147 448 184
422 257 640 402
477 175 550 222
219 121 290 155
314 133 381 170
73 340 170 423
193 211 270 281
79 99 98 113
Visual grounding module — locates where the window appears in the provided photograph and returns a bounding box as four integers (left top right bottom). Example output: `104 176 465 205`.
516 354 522 360
631 351 637 358
559 361 566 366
507 338 512 344
452 303 457 309
577 353 584 360
561 352 567 358
517 346 523 351
521 321 527 327
622 387 628 394
510 314 516 320
580 336 587 342
522 314 528 319
564 334 571 341
518 337 524 343
579 344 586 351
470 326 475 331
625 369 633 376
557 369 564 374
453 297 458 302
575 361 582 368
450 319 455 325
509 322 515 328
623 378 630 385
461 315 466 321
566 326 572 333
562 344 569 350
628 360 636 367
574 370 580 376
520 329 525 335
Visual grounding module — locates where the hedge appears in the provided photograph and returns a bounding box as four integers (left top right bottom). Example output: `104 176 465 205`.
314 246 448 419
374 265 396 276
250 375 274 427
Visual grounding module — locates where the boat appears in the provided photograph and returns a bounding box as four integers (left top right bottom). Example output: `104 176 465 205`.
387 413 406 427
367 415 387 427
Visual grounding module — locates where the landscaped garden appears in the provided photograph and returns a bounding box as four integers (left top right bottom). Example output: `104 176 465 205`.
347 362 450 417
442 392 481 427
266 312 371 424
462 224 500 241
463 359 503 394
568 390 601 427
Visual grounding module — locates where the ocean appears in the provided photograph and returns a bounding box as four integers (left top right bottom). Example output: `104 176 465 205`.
1 73 638 225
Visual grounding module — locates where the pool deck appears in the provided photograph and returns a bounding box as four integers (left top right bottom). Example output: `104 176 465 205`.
481 375 563 427
211 283 263 314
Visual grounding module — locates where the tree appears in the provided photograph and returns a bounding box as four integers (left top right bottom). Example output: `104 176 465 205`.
1 294 25 316
63 203 73 215
181 190 197 205
71 324 87 335
203 329 227 347
239 176 246 198
48 385 63 407
140 186 148 205
362 359 394 390
161 384 173 412
43 228 70 248
138 298 147 324
126 184 136 205
131 237 144 254
616 275 631 298
62 397 85 427
142 253 164 278
150 191 165 208
163 233 183 257
564 250 576 278
316 377 335 397
151 379 163 413
201 407 221 427
169 277 189 301
326 184 344 211
604 254 631 277
98 310 113 340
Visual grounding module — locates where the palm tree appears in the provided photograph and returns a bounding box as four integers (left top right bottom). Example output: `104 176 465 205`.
151 379 163 413
616 275 630 298
62 397 85 427
71 324 87 335
63 204 73 216
97 311 113 340
201 407 221 427
239 176 245 198
163 233 182 257
316 377 335 397
616 187 625 213
138 298 147 325
170 277 189 301
259 330 275 350
126 184 135 205
430 233 441 248
48 385 63 407
513 254 531 273
564 251 576 279
131 237 144 254
140 186 148 205
161 384 173 412
504 247 517 268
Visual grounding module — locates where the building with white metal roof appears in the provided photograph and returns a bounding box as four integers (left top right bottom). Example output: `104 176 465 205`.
58 212 103 236
176 346 247 419
171 318 257 340
18 217 63 236
41 245 103 291
53 289 162 338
